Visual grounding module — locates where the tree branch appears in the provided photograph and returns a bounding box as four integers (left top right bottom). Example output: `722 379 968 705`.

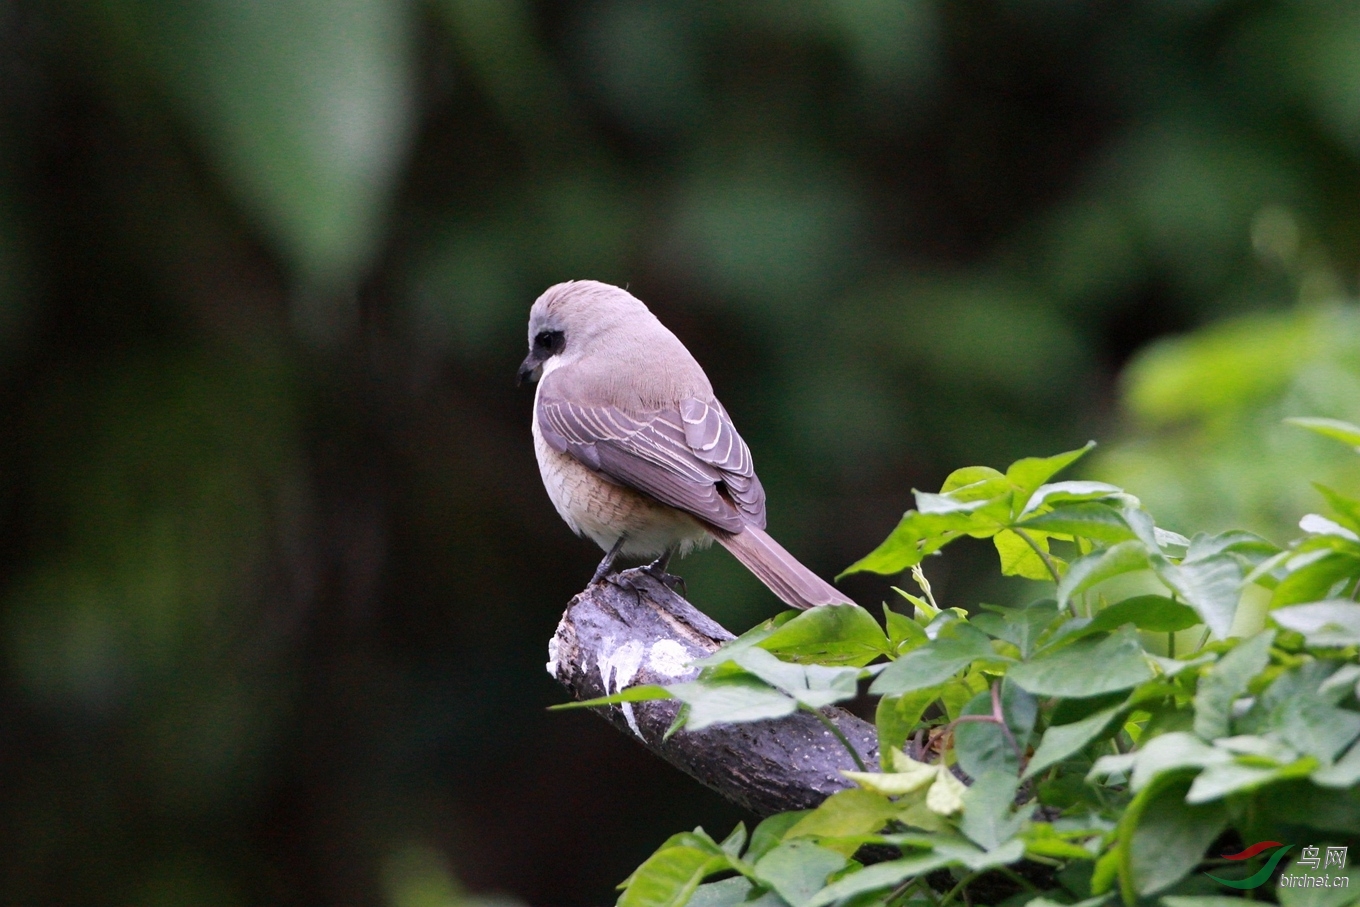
548 567 887 816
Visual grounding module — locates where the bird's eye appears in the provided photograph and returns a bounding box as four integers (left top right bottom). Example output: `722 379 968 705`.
534 330 565 354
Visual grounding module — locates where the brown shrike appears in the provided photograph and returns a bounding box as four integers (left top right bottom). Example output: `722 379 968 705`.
518 280 851 610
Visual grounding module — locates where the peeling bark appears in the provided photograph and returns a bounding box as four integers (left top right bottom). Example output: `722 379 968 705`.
548 567 883 816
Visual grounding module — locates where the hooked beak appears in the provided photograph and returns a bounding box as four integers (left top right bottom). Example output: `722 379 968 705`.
516 352 544 386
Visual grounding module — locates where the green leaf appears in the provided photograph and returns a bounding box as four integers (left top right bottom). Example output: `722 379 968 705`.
618 844 732 907
840 509 979 576
753 840 848 907
1020 825 1104 861
1244 665 1360 761
1052 687 1135 725
870 623 1003 695
959 771 1033 851
731 648 860 710
939 677 979 721
719 823 747 859
1254 778 1360 836
994 529 1060 581
1091 846 1121 897
1183 530 1280 563
1185 755 1318 803
882 604 928 655
1010 627 1154 698
1021 481 1126 517
692 613 797 667
1272 600 1360 646
548 684 673 710
686 877 764 907
925 763 968 815
1314 737 1360 787
941 465 1008 493
1120 504 1164 553
868 747 942 787
758 604 890 666
914 489 997 515
841 767 937 797
668 675 796 730
1146 652 1216 679
893 586 938 622
1088 595 1201 634
1154 527 1193 554
1319 662 1360 699
1016 501 1137 544
1154 552 1244 640
804 852 955 907
875 688 939 754
955 681 1036 779
970 600 1061 659
784 789 900 843
1314 483 1360 535
1125 775 1228 898
1301 513 1360 541
1056 541 1151 611
1005 442 1097 509
746 811 811 864
927 495 1014 536
1271 550 1360 607
111 0 415 296
1192 630 1275 740
883 833 1026 871
1118 732 1230 792
1024 701 1127 779
1287 416 1360 449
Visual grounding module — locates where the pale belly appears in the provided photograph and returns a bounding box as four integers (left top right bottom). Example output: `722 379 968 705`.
532 410 711 559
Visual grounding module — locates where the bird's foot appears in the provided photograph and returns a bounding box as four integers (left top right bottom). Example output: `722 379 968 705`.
588 561 619 586
589 537 627 586
641 554 686 597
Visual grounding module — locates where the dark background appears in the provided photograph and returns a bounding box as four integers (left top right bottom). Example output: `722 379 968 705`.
1 1 1359 904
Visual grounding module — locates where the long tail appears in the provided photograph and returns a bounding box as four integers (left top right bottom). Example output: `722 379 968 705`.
714 526 853 609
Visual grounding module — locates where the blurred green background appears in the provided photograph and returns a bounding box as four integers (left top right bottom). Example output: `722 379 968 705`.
2 1 1360 903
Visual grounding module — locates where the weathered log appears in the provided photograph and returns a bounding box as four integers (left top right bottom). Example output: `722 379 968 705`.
547 566 882 816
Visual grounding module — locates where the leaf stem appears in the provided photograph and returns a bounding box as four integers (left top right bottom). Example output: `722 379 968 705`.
897 875 941 906
939 684 1027 769
938 870 982 907
888 876 928 905
805 706 869 772
1012 528 1062 586
990 682 1027 768
997 866 1040 894
1023 853 1063 867
911 564 941 612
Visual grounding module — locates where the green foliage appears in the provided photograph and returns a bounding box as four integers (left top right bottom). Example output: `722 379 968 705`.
591 428 1360 907
93 0 415 299
16 0 1360 900
1095 306 1360 542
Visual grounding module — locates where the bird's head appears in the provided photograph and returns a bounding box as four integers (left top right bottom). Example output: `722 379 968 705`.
517 280 651 385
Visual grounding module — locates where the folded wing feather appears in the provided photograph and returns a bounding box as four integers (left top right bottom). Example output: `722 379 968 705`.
537 381 766 533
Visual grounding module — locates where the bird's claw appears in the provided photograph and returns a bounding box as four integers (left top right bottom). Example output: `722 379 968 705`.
641 562 687 597
589 562 619 586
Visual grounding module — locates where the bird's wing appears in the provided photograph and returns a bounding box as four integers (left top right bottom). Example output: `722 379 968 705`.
677 397 765 525
536 385 766 533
